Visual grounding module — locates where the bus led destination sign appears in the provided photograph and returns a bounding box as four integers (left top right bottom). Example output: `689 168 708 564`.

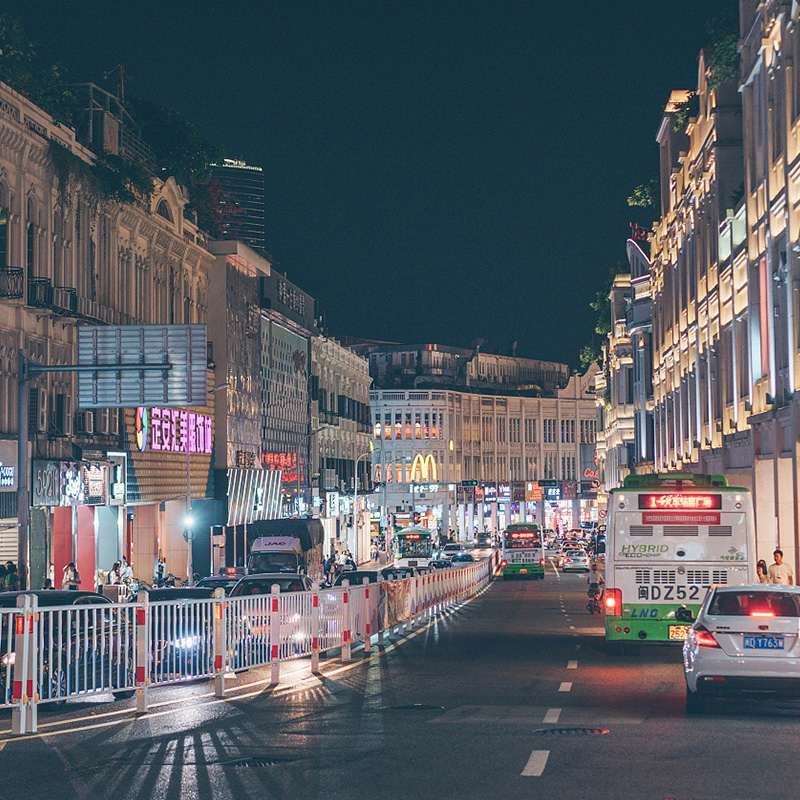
638 493 721 511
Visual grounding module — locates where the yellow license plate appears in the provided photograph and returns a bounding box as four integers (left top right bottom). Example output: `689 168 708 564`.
668 625 689 641
520 568 528 574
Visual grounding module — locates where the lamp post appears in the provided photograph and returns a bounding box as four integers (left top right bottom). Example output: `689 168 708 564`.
353 446 373 563
296 426 329 516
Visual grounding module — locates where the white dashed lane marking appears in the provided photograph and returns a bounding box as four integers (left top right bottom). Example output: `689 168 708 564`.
543 708 561 723
567 660 578 669
558 682 572 692
521 749 550 777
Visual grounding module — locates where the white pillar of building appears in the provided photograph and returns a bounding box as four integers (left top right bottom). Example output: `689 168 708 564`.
572 498 580 528
491 502 498 534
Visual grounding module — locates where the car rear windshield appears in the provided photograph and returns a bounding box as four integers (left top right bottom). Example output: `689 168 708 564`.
236 579 306 594
709 591 800 617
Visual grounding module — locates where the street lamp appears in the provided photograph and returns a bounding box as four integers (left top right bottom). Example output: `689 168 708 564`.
353 444 373 563
296 426 329 516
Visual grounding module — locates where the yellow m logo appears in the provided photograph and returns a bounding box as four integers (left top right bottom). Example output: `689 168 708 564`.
410 453 438 481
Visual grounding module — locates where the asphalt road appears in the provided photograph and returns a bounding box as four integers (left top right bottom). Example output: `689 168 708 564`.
4 558 800 799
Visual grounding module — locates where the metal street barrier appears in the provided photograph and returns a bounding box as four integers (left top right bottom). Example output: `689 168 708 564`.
6 556 495 734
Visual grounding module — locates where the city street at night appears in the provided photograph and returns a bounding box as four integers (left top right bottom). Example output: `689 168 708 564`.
4 562 799 800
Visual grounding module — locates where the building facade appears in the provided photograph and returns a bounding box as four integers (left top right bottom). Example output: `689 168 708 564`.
0 80 214 587
360 342 599 538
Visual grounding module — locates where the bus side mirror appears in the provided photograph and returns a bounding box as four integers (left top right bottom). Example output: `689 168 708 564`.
675 607 694 623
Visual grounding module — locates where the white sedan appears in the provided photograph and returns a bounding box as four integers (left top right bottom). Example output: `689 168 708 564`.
683 585 800 714
560 549 591 572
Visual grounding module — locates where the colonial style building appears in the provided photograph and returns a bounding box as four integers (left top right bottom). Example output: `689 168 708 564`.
0 80 214 587
356 341 598 538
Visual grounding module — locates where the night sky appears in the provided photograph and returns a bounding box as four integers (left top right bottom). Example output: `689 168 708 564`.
13 0 734 367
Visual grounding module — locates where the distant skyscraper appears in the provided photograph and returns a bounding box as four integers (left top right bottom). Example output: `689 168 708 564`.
211 158 266 255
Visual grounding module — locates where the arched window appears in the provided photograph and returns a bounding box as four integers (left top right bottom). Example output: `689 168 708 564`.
156 200 173 223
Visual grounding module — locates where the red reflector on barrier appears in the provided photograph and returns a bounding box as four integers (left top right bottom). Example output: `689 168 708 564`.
12 681 21 700
136 666 145 684
313 595 318 607
215 655 222 670
344 593 349 603
15 615 23 635
214 605 222 620
136 608 146 626
272 599 278 612
312 637 318 650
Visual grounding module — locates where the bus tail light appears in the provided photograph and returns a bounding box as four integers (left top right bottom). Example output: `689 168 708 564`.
539 558 545 567
605 588 621 616
694 625 720 648
501 559 507 568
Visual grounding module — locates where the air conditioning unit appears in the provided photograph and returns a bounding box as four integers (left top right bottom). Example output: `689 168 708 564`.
108 408 119 436
28 389 47 433
75 410 94 435
95 408 109 435
54 393 73 436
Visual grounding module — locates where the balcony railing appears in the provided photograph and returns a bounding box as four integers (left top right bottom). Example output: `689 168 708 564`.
51 286 79 316
27 277 53 308
0 266 23 300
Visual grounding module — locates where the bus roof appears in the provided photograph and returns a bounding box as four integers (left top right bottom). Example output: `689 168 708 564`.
615 472 742 491
505 523 542 532
396 527 432 536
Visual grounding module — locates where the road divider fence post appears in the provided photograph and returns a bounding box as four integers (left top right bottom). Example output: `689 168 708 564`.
135 590 149 714
270 584 280 684
213 587 226 698
11 593 36 735
342 580 351 663
311 582 321 674
363 578 372 653
378 582 385 645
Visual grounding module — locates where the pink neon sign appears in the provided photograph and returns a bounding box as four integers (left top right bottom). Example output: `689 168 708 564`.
142 407 213 454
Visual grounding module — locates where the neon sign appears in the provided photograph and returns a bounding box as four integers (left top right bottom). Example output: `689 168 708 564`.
136 407 213 454
638 494 721 511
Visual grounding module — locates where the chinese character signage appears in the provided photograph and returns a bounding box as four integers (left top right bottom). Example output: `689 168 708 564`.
262 451 300 483
136 407 213 454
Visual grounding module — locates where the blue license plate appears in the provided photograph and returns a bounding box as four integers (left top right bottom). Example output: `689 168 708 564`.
743 635 785 650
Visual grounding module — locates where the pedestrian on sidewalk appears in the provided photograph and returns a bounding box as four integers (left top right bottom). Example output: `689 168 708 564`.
4 562 20 592
62 562 81 590
768 550 794 585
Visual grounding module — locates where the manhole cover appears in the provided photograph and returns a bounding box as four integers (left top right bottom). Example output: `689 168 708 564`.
533 728 609 736
385 704 444 710
224 757 297 768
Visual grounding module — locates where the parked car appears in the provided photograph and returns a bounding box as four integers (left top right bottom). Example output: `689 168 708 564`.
684 585 800 714
230 574 312 596
332 570 382 587
381 566 416 581
0 591 134 705
195 575 242 595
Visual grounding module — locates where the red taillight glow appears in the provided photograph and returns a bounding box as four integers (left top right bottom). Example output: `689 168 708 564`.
751 611 775 617
501 559 507 567
605 589 621 616
694 626 720 648
539 558 545 566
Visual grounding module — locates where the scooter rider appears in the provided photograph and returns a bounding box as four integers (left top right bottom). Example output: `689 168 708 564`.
587 562 605 604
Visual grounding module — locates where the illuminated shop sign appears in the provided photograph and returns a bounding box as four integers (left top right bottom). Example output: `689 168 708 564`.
136 407 213 454
32 460 109 507
0 463 14 488
262 451 301 483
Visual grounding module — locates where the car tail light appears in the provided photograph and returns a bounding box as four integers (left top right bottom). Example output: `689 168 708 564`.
751 611 775 618
501 559 507 568
605 588 621 616
694 625 720 648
